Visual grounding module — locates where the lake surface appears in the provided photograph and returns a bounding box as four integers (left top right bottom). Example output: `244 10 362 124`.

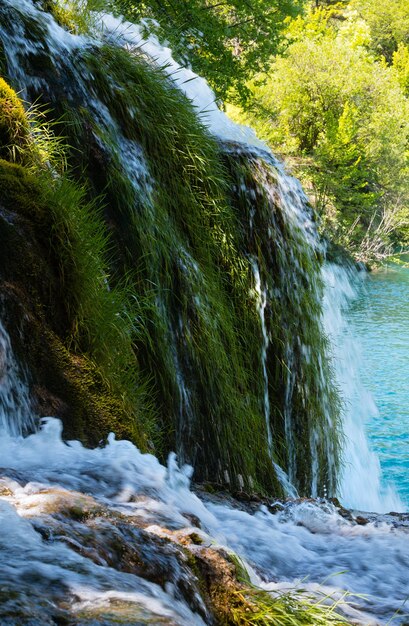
346 258 409 508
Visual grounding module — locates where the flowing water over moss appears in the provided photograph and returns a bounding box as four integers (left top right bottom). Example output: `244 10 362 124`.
0 0 341 497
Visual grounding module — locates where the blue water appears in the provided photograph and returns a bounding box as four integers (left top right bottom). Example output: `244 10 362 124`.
347 258 409 507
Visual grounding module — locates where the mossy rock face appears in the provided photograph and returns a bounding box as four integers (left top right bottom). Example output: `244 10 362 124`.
0 158 143 447
0 159 67 329
0 78 29 161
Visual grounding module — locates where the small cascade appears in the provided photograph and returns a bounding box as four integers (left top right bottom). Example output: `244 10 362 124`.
250 257 272 454
0 321 34 437
323 264 403 512
0 414 408 624
250 257 298 498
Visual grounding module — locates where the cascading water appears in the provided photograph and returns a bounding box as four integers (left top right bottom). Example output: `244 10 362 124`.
323 264 403 513
250 257 272 454
250 256 298 499
224 143 340 496
0 0 342 495
0 321 34 437
0 1 409 624
0 319 407 622
1 407 409 623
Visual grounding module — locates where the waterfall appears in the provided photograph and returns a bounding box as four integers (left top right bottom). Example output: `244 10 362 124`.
0 321 34 437
323 264 403 512
0 0 343 496
0 2 409 624
0 0 400 507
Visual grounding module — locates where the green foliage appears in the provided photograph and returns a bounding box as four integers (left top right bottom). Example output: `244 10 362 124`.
224 149 341 495
228 556 351 625
39 178 132 384
231 587 351 625
0 76 67 171
40 38 338 495
230 4 409 260
107 0 303 101
36 0 409 264
350 0 409 62
38 0 304 100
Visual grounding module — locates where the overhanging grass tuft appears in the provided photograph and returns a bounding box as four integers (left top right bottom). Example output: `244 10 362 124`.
79 44 280 491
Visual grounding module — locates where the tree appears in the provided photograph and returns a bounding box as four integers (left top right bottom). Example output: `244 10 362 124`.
349 0 409 63
393 43 409 96
230 6 409 260
111 0 304 101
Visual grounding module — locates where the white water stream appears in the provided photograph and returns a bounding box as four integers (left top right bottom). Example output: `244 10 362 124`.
323 265 403 513
250 257 299 499
0 369 408 624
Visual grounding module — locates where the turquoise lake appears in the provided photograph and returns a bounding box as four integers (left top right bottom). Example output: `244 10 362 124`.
346 258 409 508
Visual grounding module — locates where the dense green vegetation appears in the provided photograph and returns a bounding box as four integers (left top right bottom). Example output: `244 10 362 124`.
81 44 279 492
109 0 304 101
228 0 409 262
225 556 351 625
41 0 304 101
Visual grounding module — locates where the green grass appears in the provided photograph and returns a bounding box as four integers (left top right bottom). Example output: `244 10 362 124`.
229 556 352 626
38 0 107 34
78 41 340 495
0 78 157 447
80 44 279 492
0 77 67 172
38 174 156 435
231 586 351 626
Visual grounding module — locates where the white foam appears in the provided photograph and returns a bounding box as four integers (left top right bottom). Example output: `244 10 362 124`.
0 419 408 623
